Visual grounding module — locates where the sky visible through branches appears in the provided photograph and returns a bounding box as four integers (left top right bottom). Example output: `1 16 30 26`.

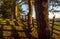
49 6 60 19
22 5 60 19
21 0 60 19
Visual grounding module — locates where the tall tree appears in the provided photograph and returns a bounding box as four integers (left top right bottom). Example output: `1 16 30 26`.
1 0 19 19
22 0 34 27
12 0 24 19
12 0 17 19
1 0 12 19
35 0 50 39
15 2 24 19
1 0 22 20
28 0 33 28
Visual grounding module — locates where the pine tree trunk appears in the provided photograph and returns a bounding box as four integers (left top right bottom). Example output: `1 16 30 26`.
28 0 33 27
35 0 50 39
13 0 16 19
15 3 20 20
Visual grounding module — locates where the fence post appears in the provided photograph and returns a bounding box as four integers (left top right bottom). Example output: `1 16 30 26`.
51 16 55 39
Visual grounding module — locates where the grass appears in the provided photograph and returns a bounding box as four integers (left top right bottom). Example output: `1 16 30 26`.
54 26 60 30
49 21 60 39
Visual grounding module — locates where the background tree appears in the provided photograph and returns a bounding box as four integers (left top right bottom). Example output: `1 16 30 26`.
1 0 13 19
35 0 50 39
1 0 23 19
15 2 24 20
28 0 33 28
22 0 34 27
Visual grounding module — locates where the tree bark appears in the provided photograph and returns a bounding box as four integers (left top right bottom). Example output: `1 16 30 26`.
15 3 20 20
13 0 16 19
28 0 33 27
35 0 50 39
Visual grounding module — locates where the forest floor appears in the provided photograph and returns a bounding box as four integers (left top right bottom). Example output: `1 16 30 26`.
0 18 38 39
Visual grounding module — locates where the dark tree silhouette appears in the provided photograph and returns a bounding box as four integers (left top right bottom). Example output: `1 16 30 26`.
35 0 50 39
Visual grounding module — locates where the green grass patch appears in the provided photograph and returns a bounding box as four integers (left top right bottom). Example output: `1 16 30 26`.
54 26 60 30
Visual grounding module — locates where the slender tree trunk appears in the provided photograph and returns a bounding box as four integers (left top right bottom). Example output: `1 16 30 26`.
15 3 20 20
28 0 33 27
27 0 33 38
35 0 50 39
13 0 16 19
15 3 18 20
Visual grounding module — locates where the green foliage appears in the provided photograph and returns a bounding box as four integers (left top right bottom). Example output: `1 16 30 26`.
1 0 14 19
1 0 24 19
